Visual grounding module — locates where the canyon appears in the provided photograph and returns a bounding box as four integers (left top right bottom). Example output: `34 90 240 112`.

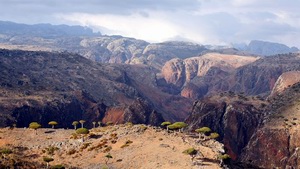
1 21 300 168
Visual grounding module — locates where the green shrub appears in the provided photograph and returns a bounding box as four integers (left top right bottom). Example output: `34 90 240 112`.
0 148 12 154
50 164 65 169
210 132 220 139
182 148 197 155
218 154 230 160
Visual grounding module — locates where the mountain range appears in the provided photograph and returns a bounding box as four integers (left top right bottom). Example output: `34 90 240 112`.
1 21 300 168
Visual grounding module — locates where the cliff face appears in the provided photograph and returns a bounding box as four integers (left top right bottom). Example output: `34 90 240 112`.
240 82 300 168
269 71 300 97
161 53 258 97
185 93 265 160
228 54 300 96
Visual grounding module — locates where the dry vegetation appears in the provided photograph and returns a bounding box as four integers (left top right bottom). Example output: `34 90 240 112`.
0 124 224 169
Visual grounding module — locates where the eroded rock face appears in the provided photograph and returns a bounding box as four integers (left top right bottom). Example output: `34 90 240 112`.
185 94 264 160
101 98 165 126
240 82 300 168
11 91 107 129
161 53 258 92
123 98 165 126
229 54 300 96
269 71 300 97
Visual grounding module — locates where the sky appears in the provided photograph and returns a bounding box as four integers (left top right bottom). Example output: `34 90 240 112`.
0 0 299 47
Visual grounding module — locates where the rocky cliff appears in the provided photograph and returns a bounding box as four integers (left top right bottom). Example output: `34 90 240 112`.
160 53 258 98
240 82 300 168
269 71 300 98
185 93 266 160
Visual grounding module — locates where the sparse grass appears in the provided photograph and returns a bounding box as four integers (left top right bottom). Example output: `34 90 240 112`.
0 148 13 154
121 140 133 148
80 143 91 151
45 146 59 156
67 149 76 155
103 146 112 153
125 140 133 144
120 144 130 148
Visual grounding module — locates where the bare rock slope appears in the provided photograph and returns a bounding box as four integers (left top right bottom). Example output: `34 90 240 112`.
240 82 300 168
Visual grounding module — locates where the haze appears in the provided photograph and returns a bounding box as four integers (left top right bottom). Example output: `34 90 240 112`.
0 0 299 47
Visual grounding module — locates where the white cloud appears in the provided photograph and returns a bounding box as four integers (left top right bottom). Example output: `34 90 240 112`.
0 0 300 47
59 12 179 42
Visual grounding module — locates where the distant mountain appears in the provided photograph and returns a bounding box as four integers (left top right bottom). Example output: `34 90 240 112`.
234 40 299 56
0 21 100 37
0 21 208 69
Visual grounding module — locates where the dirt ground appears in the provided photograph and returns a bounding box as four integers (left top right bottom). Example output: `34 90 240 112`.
0 124 223 169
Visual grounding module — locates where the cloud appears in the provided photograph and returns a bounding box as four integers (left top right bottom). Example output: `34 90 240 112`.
0 0 299 47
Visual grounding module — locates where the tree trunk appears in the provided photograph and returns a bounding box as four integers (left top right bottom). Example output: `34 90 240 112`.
81 123 83 128
52 125 54 129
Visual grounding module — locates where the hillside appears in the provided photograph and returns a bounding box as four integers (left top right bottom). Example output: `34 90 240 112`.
185 92 267 161
0 124 223 169
240 82 300 168
0 49 192 128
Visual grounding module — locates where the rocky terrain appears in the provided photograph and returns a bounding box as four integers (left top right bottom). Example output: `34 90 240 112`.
228 53 300 96
240 82 300 168
2 21 300 169
0 49 193 128
160 53 258 98
185 92 267 161
269 71 300 97
0 124 224 169
0 21 208 69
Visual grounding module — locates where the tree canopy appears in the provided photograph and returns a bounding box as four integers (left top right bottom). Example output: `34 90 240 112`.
48 121 58 129
76 128 89 134
161 121 171 126
195 127 211 134
168 122 188 131
29 122 41 130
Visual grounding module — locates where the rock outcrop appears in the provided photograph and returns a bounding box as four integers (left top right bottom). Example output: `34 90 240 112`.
240 82 300 168
269 71 300 97
185 93 266 160
161 53 258 97
229 53 300 96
